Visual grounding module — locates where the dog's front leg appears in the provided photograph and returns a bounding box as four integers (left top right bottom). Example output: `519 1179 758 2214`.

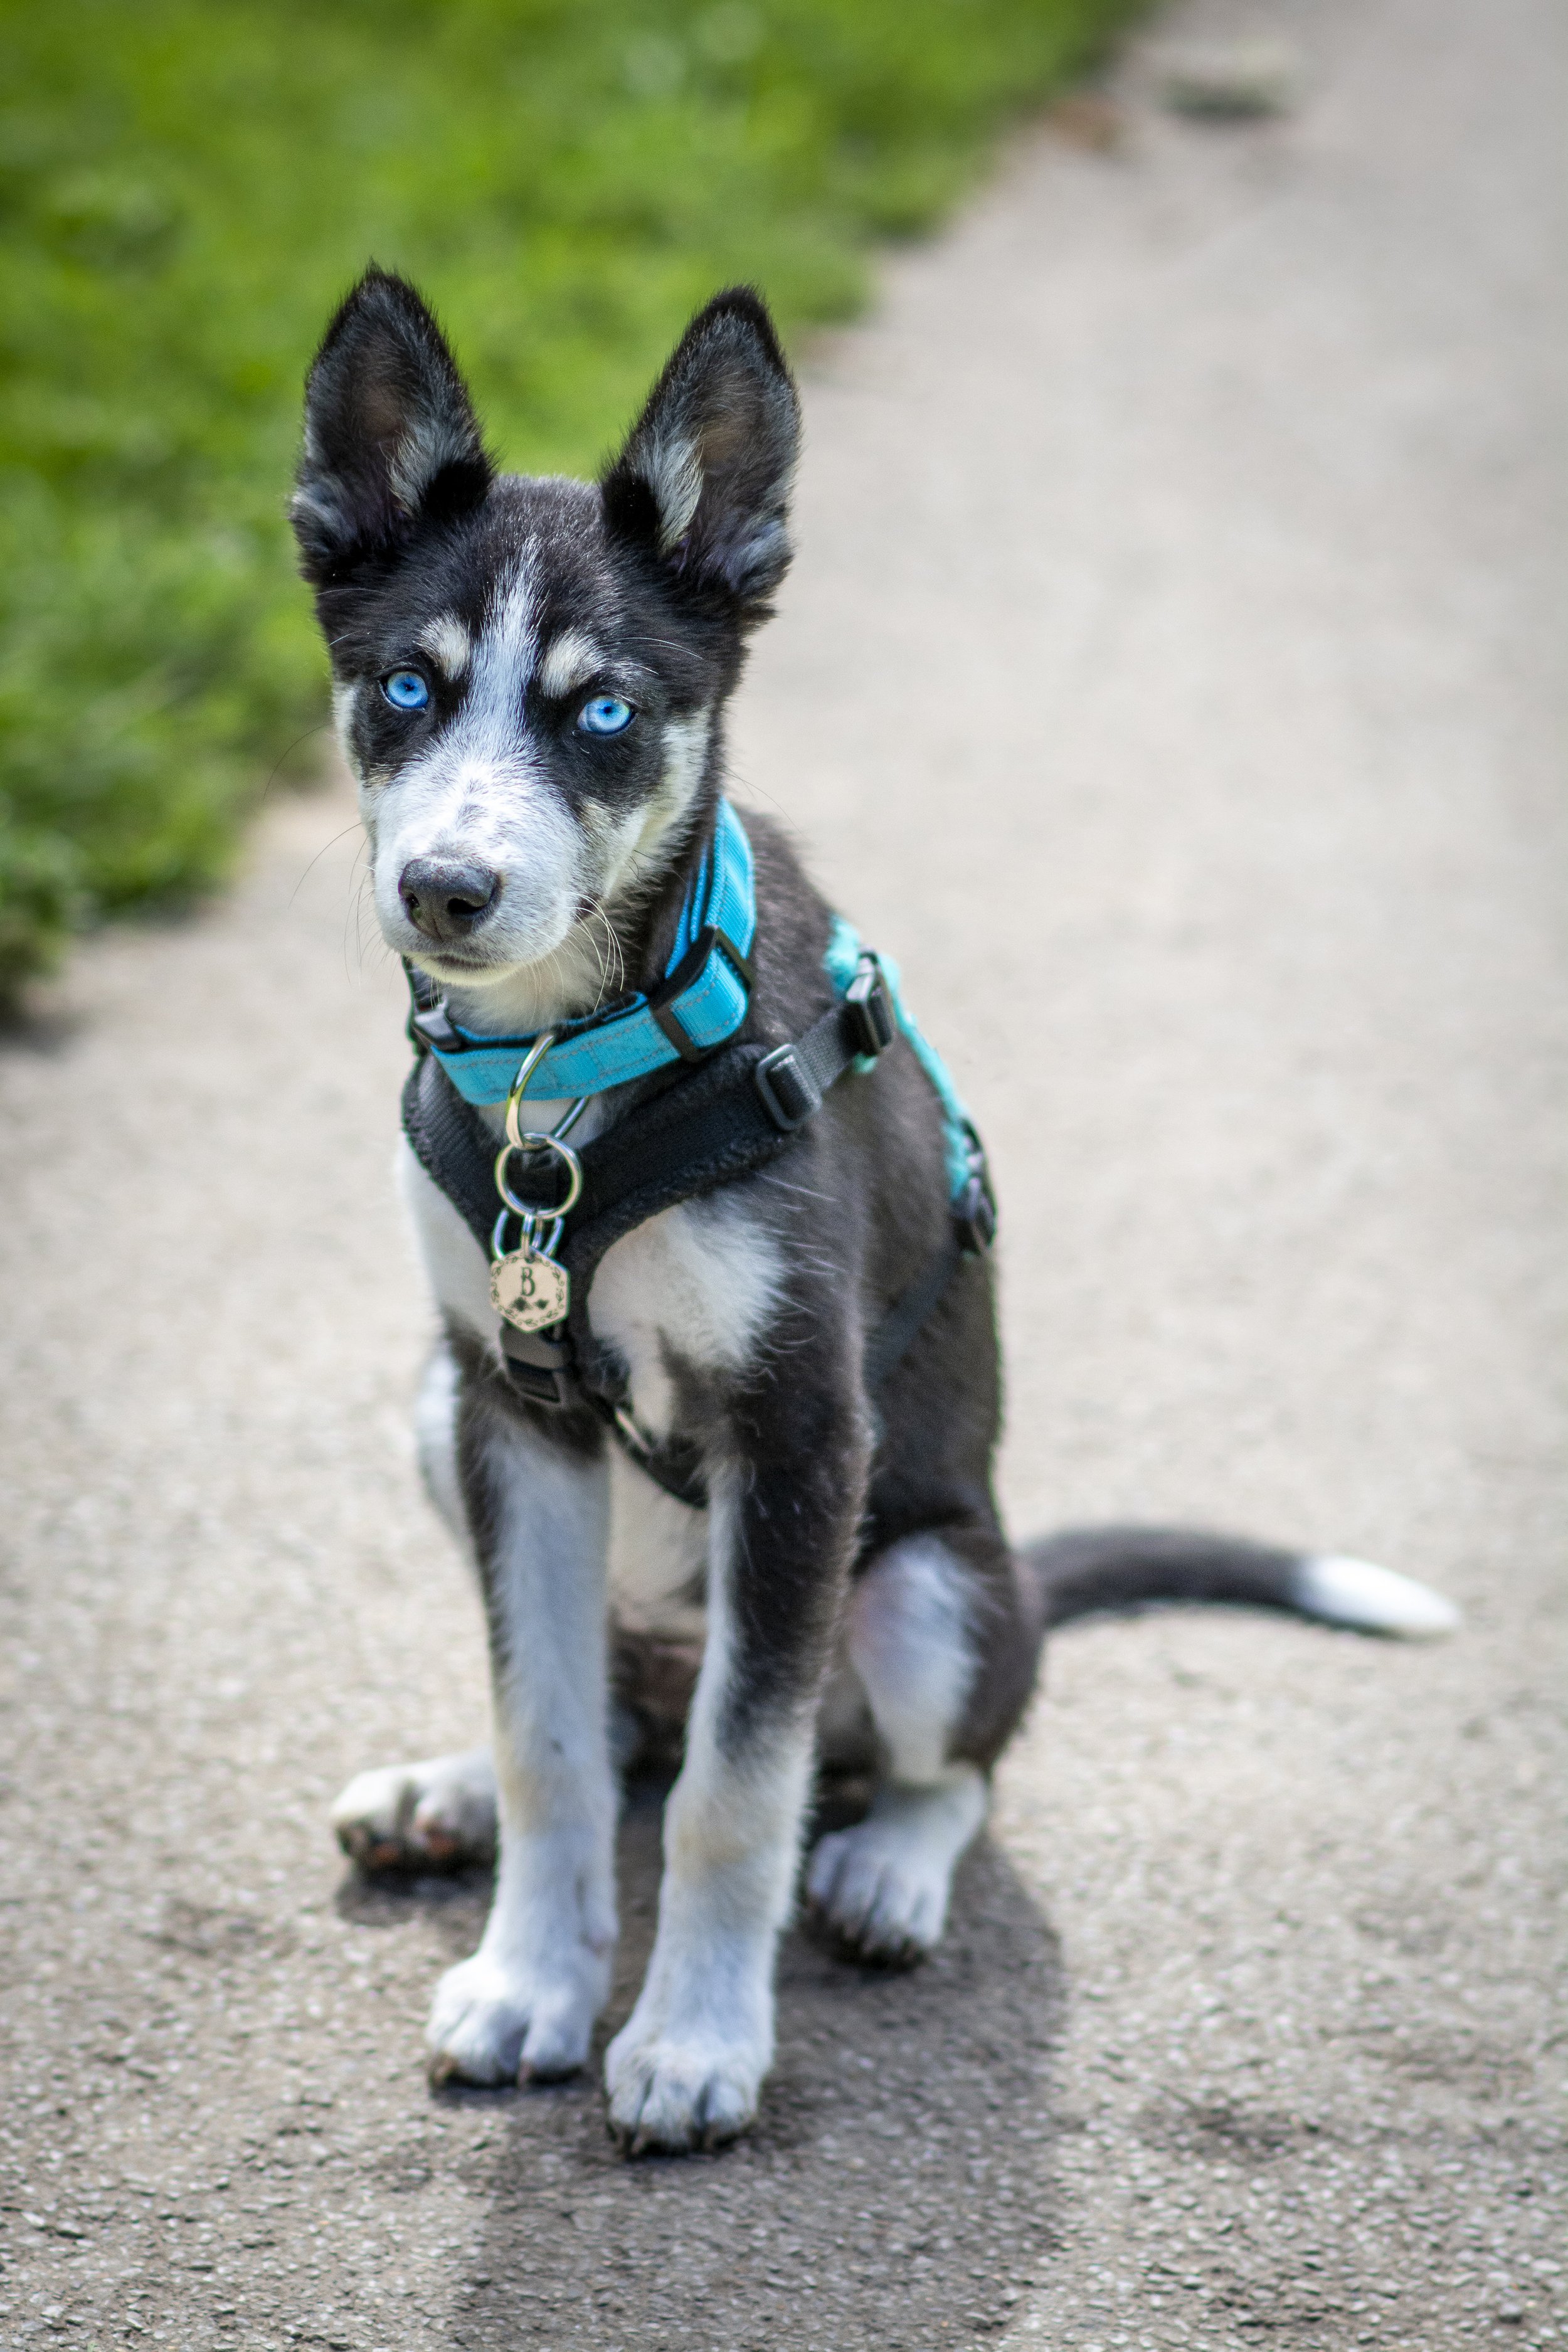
426 1384 616 2085
606 1404 865 2153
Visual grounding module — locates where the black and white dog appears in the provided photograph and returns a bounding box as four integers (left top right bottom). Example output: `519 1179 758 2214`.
293 272 1457 2154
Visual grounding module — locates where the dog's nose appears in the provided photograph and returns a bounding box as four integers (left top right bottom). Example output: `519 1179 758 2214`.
398 858 500 942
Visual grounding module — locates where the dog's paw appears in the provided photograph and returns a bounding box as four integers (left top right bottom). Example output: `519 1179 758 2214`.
604 2014 765 2154
426 1951 598 2086
330 1748 496 1874
807 1772 987 1966
807 1821 946 1964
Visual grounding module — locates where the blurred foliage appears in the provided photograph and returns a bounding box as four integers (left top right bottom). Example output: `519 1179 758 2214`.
0 0 1134 993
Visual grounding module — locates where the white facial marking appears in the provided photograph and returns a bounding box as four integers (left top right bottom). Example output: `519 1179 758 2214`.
331 679 363 773
417 613 472 678
364 558 591 988
578 706 712 918
466 562 539 745
538 630 606 701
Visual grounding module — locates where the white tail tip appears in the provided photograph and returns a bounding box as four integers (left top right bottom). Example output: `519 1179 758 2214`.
1292 1553 1461 1640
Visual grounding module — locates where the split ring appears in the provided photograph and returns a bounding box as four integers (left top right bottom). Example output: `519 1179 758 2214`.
492 1133 584 1221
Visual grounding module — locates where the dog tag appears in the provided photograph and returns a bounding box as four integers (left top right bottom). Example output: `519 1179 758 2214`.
490 1248 570 1333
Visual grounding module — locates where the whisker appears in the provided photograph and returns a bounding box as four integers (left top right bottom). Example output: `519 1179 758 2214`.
290 819 363 909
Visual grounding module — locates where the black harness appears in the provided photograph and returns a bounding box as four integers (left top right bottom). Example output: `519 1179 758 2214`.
401 953 995 1508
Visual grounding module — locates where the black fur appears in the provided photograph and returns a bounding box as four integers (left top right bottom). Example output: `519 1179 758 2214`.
300 273 1432 2149
293 267 492 583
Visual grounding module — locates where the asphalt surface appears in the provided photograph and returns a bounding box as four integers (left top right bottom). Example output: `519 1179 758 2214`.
2 0 1564 2344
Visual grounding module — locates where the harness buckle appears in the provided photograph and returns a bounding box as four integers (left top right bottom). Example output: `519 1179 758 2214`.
404 961 463 1057
498 1323 575 1409
953 1125 997 1256
755 1042 821 1131
844 953 896 1057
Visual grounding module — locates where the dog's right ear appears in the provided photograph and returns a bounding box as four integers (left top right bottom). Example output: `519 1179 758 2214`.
292 268 491 584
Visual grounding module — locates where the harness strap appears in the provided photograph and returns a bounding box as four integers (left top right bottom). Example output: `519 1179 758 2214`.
401 954 991 1508
410 798 758 1106
861 1227 965 1394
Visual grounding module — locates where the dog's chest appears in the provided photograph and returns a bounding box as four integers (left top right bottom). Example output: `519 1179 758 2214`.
590 1189 778 1443
400 1143 778 1636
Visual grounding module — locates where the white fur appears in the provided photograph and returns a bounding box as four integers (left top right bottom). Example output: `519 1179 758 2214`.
331 1747 497 1870
846 1535 976 1783
1291 1553 1461 1638
417 613 472 679
807 1769 987 1962
331 677 360 746
607 1448 709 1641
577 708 714 920
636 432 705 552
398 1142 496 1343
388 410 480 512
396 1136 768 1660
592 1187 783 1442
412 1340 465 1538
807 1536 988 1961
537 629 605 700
356 561 593 992
426 1417 617 2085
605 1476 813 2151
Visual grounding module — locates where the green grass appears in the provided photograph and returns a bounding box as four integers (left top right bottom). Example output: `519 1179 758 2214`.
0 0 1135 995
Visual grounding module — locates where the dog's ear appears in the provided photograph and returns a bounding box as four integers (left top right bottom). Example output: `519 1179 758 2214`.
601 287 800 617
292 268 492 583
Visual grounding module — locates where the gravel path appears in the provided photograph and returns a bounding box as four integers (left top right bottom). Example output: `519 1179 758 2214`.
2 0 1564 2344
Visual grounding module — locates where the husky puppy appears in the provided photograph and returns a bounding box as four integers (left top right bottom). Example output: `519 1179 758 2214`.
294 273 1456 2154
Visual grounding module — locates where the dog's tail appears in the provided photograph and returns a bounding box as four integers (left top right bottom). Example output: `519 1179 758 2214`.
1021 1526 1460 1640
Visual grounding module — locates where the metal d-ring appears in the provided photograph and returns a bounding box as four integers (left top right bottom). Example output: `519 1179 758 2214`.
493 1134 583 1222
502 1036 589 1148
490 1029 588 1244
503 1030 559 1148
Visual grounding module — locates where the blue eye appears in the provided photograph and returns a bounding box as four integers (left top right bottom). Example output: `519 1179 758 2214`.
381 669 430 712
577 694 634 737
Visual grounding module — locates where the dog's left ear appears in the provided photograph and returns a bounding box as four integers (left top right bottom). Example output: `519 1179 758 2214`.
601 288 800 617
292 267 492 584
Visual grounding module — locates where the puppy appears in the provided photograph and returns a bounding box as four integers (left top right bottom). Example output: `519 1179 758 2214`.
294 273 1457 2153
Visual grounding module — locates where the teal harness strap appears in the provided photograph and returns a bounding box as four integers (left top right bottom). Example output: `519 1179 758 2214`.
406 798 992 1231
410 798 756 1106
401 802 995 1476
824 915 978 1203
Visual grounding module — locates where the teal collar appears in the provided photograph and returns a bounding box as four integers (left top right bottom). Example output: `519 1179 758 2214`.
407 798 756 1106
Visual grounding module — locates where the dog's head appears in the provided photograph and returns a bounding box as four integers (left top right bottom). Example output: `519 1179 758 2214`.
292 270 798 1022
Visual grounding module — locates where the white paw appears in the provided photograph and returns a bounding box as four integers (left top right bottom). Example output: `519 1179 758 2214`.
604 2010 766 2153
426 1947 603 2085
331 1748 496 1873
807 1774 986 1965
